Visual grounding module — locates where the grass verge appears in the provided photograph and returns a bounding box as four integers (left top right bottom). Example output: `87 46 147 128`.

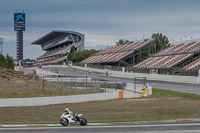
0 88 200 124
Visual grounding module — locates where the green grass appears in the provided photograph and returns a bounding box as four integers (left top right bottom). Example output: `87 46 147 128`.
1 88 200 124
147 88 200 100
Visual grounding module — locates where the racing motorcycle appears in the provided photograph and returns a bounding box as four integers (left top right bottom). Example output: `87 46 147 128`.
60 113 87 126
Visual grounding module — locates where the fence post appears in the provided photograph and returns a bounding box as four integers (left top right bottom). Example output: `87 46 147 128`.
90 78 92 93
94 79 97 92
104 80 107 92
18 86 20 98
42 76 45 92
26 78 28 90
57 76 60 96
86 75 88 90
82 78 84 91
71 78 73 90
115 81 117 91
75 78 77 95
38 85 40 97
134 77 136 94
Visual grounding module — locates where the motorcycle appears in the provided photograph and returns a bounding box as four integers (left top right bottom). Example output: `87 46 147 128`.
60 113 87 126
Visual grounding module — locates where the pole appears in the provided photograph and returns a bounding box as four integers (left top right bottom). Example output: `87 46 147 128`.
134 77 136 94
90 78 92 93
71 78 73 90
143 77 146 88
86 75 87 90
18 86 20 98
38 86 40 97
75 78 77 95
116 81 117 91
105 80 106 92
57 76 59 96
43 76 44 92
26 76 28 90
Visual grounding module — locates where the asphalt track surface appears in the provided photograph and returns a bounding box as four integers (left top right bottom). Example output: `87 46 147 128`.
43 67 200 94
2 122 200 133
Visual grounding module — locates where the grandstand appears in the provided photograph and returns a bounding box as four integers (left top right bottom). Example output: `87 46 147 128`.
32 30 84 65
133 40 200 70
81 39 155 66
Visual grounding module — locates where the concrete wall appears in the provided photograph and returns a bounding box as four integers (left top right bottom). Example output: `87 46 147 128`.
0 91 119 107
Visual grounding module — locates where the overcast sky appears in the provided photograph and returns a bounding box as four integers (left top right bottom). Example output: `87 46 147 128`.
1 0 200 59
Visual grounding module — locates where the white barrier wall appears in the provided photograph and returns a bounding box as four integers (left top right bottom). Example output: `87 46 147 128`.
0 91 119 107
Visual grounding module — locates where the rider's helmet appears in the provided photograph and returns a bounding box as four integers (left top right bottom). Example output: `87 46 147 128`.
64 108 70 112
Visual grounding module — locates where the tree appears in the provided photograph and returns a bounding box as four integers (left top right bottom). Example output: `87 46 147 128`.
0 54 6 67
152 33 170 52
0 53 14 69
5 54 14 69
116 39 134 46
70 45 77 53
68 49 99 62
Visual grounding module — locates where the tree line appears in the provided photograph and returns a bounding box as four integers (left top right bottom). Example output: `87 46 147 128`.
68 46 99 62
0 54 14 69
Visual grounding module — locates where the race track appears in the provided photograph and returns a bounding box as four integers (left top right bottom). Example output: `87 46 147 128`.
2 121 200 133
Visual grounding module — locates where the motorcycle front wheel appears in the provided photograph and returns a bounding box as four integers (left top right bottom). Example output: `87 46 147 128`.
60 118 69 126
79 118 87 126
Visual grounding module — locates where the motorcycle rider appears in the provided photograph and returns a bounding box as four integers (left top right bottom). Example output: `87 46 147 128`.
64 108 73 115
63 108 78 121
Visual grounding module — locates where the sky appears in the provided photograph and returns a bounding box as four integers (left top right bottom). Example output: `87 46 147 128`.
1 0 200 59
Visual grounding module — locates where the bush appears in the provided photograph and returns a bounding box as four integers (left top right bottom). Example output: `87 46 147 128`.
68 49 99 62
0 54 14 69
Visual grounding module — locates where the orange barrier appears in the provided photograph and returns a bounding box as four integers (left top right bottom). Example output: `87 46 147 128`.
118 90 123 99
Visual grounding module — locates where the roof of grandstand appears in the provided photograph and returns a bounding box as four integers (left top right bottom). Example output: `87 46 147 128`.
81 39 154 64
134 40 200 70
31 30 83 45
